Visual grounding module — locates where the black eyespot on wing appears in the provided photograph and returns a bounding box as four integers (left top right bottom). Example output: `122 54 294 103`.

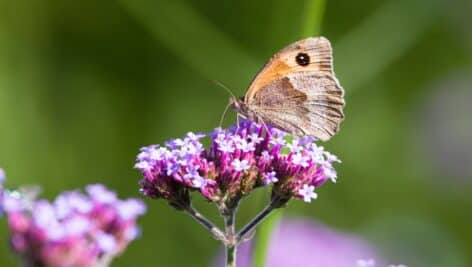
295 53 310 66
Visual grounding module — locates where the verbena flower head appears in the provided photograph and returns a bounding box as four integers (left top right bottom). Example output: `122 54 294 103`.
1 184 146 267
135 120 340 209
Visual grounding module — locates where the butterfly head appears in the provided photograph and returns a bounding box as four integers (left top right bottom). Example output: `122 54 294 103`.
229 97 255 121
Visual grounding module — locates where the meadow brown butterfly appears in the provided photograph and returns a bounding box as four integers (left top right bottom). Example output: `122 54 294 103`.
230 37 345 141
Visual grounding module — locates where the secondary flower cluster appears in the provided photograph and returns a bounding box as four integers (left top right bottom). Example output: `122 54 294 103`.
135 120 340 208
1 183 146 267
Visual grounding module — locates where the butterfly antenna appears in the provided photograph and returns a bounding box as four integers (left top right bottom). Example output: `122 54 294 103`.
211 80 237 99
219 102 232 128
212 79 238 127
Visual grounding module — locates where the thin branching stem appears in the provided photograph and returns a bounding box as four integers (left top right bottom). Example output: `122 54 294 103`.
224 208 237 267
236 197 281 243
184 206 226 243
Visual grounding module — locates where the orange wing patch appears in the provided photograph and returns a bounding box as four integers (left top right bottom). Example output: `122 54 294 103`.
245 37 334 101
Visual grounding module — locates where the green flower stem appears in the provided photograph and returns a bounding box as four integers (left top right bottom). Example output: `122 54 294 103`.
237 203 277 242
225 208 237 267
225 244 236 267
301 0 326 37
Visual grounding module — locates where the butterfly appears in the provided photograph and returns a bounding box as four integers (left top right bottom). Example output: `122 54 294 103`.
230 37 345 141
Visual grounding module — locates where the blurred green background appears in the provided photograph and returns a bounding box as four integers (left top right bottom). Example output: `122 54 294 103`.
0 0 471 266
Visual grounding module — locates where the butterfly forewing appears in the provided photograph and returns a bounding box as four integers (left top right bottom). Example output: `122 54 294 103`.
235 36 345 141
245 37 334 102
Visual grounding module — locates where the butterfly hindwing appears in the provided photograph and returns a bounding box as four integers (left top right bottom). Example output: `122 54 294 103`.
249 72 344 141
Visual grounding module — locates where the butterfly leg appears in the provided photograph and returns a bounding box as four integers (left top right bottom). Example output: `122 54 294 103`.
256 116 273 138
236 113 248 130
236 113 242 131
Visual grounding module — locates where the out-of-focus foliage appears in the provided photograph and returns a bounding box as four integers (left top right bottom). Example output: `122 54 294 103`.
0 0 470 266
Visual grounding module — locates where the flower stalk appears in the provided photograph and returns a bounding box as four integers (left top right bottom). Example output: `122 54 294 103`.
237 196 285 243
184 205 226 242
224 207 238 267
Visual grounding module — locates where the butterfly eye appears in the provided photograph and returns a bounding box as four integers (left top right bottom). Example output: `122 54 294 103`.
295 53 310 66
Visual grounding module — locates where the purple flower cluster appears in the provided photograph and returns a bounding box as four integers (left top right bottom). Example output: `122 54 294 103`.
1 184 146 267
135 120 340 208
